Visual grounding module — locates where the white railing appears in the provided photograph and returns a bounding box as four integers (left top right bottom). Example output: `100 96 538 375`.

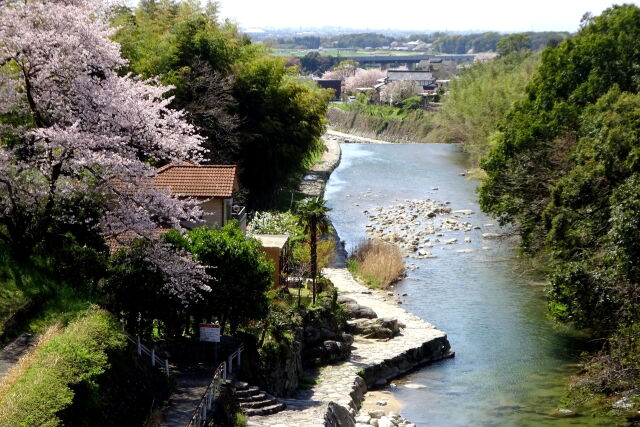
227 343 244 375
186 361 226 427
125 334 170 376
186 343 244 427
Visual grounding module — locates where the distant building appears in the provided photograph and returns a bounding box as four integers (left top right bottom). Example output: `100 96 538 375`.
386 70 436 92
315 79 341 100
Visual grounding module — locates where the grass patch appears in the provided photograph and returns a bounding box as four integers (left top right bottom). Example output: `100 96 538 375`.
0 308 126 426
348 239 405 289
0 249 61 337
235 412 248 426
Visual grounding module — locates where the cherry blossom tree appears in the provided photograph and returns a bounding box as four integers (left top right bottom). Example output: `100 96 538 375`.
380 80 422 104
0 0 208 299
343 69 386 95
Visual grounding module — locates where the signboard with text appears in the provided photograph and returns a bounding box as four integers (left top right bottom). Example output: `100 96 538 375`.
199 323 220 342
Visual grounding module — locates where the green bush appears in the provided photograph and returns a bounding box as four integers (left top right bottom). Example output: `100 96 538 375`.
430 51 540 165
0 309 125 426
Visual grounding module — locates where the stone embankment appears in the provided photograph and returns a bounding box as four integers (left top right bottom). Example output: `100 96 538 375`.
247 268 452 427
298 135 342 199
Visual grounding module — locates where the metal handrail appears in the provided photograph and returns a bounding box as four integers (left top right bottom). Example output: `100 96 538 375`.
125 334 170 376
185 361 226 427
185 343 245 427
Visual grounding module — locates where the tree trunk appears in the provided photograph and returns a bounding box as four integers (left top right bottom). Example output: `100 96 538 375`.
310 219 317 304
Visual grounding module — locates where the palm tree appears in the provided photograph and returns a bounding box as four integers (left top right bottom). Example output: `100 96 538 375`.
296 197 332 304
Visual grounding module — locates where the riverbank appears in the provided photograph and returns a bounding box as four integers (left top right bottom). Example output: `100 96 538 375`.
248 134 453 426
326 106 435 143
247 268 453 427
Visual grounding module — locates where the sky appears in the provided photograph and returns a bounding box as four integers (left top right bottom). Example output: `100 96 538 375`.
217 0 639 32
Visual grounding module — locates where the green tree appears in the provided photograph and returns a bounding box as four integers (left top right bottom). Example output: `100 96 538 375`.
171 223 273 335
111 1 330 208
296 198 331 304
478 4 640 395
496 33 531 56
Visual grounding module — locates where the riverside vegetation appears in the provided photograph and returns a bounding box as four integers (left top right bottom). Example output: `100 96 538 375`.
0 0 341 424
347 240 406 290
437 5 640 417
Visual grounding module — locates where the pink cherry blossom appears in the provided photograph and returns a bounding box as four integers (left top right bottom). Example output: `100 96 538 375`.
0 0 209 300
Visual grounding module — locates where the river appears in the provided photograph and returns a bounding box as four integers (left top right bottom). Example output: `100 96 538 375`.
324 143 619 426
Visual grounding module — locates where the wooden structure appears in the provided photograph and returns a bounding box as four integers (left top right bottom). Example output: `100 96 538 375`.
253 234 290 287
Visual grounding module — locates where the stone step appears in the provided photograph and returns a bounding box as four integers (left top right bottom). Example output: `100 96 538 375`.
237 392 267 403
235 386 260 398
233 381 249 391
240 398 277 409
244 402 286 417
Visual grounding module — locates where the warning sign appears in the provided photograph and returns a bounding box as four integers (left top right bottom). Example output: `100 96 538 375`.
199 323 221 342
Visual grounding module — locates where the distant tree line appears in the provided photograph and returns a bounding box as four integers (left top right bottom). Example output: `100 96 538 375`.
264 31 570 53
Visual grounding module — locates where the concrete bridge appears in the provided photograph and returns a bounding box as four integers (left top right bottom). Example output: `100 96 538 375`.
337 54 475 69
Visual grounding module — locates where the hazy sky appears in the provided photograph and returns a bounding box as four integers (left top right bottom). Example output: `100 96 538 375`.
217 0 638 32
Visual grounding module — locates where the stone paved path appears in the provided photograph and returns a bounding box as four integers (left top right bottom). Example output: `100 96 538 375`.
247 268 451 427
0 333 35 380
298 136 341 199
161 364 213 426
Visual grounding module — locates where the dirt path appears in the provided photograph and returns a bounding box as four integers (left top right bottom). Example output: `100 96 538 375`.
0 333 36 380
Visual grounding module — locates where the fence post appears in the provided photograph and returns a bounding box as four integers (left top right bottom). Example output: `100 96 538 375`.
228 355 233 374
151 348 156 366
222 362 227 380
164 359 170 376
137 335 141 356
238 348 242 367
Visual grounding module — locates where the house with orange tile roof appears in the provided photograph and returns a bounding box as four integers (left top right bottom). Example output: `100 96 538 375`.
154 162 246 230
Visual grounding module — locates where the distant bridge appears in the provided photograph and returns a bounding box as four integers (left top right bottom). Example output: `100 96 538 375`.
335 54 476 69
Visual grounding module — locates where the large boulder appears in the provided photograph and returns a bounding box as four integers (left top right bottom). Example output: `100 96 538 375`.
347 317 405 339
343 301 378 319
305 340 351 366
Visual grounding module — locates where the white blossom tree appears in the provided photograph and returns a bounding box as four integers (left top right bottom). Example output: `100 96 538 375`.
0 0 209 299
343 69 386 95
380 80 422 105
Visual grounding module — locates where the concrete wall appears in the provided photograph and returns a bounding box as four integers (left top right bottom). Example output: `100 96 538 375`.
200 198 224 228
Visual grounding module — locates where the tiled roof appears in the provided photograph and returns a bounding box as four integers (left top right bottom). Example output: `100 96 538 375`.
154 163 238 198
387 70 434 82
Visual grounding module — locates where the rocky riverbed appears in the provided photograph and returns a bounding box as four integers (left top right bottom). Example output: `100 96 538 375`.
361 199 502 266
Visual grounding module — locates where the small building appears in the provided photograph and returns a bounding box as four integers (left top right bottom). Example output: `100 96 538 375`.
315 79 341 101
154 163 246 230
253 234 290 287
386 70 436 93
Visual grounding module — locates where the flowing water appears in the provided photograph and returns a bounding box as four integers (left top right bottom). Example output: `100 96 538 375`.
325 143 620 427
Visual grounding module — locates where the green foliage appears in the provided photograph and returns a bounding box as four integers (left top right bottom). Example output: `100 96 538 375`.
496 33 531 56
296 198 332 303
112 1 331 208
0 309 125 427
235 412 248 427
477 4 640 398
248 211 303 240
431 51 540 164
104 239 185 339
186 223 273 334
233 62 331 206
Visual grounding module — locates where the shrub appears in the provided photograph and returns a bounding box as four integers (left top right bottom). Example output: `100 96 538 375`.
0 309 125 426
348 239 405 289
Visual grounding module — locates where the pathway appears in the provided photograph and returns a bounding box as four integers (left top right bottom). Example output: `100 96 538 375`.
0 333 36 380
161 364 213 426
247 268 452 426
298 135 341 199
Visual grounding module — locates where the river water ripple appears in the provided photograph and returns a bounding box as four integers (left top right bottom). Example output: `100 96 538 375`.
325 143 618 427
